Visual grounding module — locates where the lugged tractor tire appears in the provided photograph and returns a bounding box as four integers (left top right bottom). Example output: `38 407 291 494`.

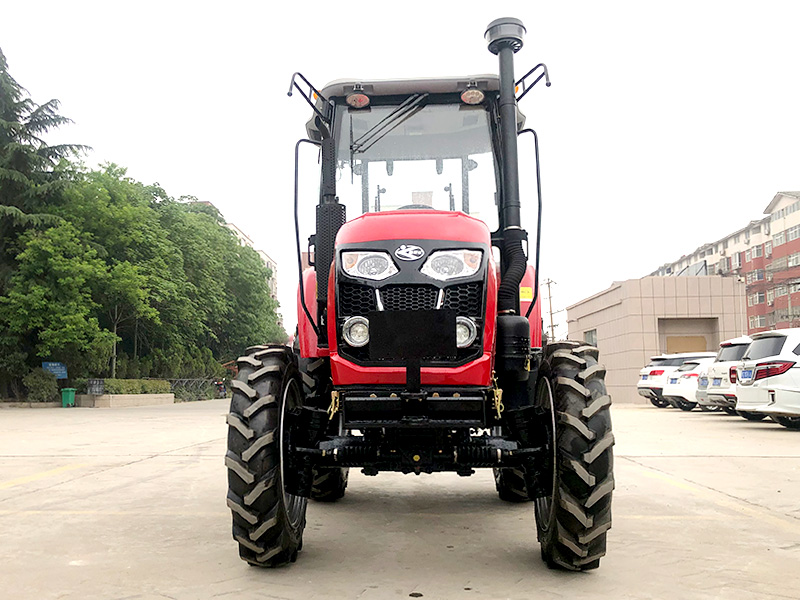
225 345 307 567
493 467 530 502
311 467 349 501
534 340 614 571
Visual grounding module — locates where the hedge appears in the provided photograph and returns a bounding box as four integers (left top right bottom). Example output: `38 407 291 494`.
73 379 172 395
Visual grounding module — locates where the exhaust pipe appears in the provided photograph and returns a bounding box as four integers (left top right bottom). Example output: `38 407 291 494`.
486 18 527 316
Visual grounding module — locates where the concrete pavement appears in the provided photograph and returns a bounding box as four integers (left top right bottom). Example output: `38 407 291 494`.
1 401 799 599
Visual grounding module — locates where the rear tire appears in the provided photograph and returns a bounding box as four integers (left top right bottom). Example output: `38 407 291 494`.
535 341 614 571
649 397 669 408
699 404 720 412
225 346 307 567
774 416 800 429
737 411 767 421
494 467 530 502
676 400 697 412
722 406 738 416
311 467 349 501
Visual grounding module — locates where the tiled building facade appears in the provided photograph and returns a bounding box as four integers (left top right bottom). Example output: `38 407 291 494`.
651 191 800 334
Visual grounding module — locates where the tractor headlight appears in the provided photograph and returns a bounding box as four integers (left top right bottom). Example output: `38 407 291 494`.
342 316 370 347
342 251 398 281
455 317 478 348
420 249 482 281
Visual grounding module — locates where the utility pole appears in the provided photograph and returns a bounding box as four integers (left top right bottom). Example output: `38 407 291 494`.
542 278 558 341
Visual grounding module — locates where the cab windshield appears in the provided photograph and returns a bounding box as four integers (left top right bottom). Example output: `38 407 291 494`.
333 98 499 231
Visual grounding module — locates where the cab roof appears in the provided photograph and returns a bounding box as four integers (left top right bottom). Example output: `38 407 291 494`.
317 75 500 100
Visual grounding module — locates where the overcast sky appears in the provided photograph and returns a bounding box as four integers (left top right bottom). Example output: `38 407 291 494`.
2 1 799 337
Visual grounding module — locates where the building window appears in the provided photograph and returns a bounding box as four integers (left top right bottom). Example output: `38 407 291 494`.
584 329 597 347
749 315 767 329
752 245 763 258
788 225 800 242
748 292 765 306
766 241 773 256
745 250 752 262
788 253 800 268
776 285 788 297
735 234 741 243
774 231 786 246
752 225 761 234
732 252 742 268
723 240 729 250
791 282 800 294
767 289 775 303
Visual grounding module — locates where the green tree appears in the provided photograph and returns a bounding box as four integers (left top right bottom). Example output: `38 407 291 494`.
0 223 115 378
0 47 86 292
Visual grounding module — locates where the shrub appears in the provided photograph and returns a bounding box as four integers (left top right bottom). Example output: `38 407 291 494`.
102 379 171 394
22 368 59 402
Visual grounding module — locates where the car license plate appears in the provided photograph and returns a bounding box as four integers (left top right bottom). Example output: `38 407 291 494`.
699 377 708 386
669 378 678 384
713 378 722 386
641 375 648 380
741 369 753 380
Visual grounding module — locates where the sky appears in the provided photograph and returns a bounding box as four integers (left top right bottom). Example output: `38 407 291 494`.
2 1 799 338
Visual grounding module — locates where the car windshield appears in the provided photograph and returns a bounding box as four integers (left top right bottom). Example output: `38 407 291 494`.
717 344 749 362
333 99 499 230
743 336 785 360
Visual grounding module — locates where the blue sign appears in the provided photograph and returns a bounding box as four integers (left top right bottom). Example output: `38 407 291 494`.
42 362 68 379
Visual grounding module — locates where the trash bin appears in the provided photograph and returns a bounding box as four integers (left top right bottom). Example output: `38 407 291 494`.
61 388 77 408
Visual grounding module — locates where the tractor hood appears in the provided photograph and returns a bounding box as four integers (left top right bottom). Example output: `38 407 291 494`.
335 210 492 246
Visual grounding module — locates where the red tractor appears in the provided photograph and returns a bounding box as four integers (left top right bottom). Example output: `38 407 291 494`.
225 18 613 571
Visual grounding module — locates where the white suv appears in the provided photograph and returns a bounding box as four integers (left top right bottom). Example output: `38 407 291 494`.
736 328 800 429
638 352 717 408
701 336 751 415
662 358 716 411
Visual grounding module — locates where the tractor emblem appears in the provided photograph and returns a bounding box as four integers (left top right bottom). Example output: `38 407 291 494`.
394 245 425 261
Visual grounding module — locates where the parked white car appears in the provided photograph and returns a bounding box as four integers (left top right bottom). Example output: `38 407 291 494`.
695 367 720 412
638 352 717 408
662 358 716 411
702 336 752 416
736 328 800 429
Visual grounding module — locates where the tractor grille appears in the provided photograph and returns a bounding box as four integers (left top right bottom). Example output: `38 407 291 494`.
380 285 438 311
337 280 485 365
442 282 483 315
339 283 377 315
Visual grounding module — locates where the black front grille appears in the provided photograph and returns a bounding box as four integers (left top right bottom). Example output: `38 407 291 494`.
380 285 438 311
443 282 483 315
339 283 376 315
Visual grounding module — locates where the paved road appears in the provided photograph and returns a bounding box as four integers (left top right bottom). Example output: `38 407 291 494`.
1 400 798 600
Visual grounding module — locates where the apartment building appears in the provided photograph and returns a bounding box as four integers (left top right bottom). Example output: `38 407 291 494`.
567 191 798 402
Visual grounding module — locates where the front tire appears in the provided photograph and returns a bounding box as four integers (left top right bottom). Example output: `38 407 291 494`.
535 341 614 571
225 346 307 567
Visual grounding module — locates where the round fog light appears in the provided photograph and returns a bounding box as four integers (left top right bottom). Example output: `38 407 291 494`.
455 317 478 348
343 316 370 347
